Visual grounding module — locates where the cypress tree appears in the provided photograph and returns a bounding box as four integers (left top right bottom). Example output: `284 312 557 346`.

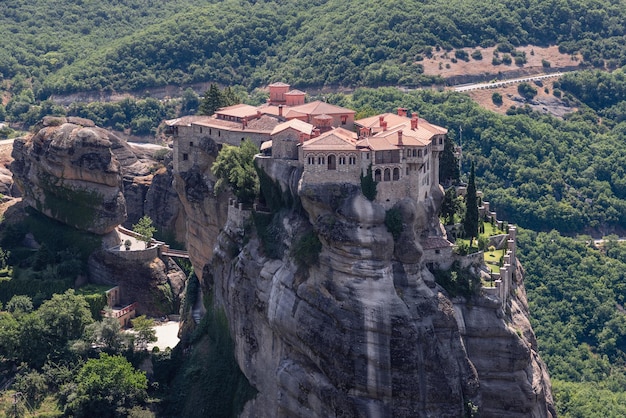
464 162 479 242
439 136 460 186
199 83 224 115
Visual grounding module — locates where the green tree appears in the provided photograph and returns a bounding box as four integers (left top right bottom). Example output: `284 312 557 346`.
198 83 224 116
463 163 479 242
36 290 94 362
440 187 460 225
212 139 259 205
83 313 131 354
518 82 537 100
492 92 503 105
180 88 200 116
360 164 377 201
131 315 157 351
6 295 33 315
0 311 19 361
132 216 156 249
439 136 460 186
64 353 148 418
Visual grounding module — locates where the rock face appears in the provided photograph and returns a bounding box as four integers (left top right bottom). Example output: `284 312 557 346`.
188 158 555 417
88 248 186 317
11 117 126 234
172 136 229 281
10 117 183 238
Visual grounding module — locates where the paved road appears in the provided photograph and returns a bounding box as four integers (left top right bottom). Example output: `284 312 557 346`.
454 72 564 92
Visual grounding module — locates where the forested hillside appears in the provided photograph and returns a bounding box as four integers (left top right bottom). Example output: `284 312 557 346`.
3 0 626 100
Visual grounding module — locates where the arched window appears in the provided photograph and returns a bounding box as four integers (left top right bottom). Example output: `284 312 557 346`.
384 168 391 181
413 149 416 157
393 167 400 180
375 169 382 182
328 155 336 170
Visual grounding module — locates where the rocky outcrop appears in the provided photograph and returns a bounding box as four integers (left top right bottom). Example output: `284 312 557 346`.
11 117 126 234
172 136 229 281
190 158 554 417
88 248 186 317
10 117 183 238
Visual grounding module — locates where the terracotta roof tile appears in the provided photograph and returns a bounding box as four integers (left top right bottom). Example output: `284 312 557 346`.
421 237 454 250
271 119 314 136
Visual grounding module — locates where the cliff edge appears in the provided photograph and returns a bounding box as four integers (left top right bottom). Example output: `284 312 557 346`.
192 158 555 417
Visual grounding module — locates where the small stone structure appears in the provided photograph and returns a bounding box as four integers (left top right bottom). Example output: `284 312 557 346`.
102 286 137 328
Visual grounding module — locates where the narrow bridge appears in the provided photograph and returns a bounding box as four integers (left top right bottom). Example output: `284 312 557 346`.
161 248 190 259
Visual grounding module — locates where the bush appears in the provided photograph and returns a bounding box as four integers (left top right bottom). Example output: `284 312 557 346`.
433 262 481 298
518 82 538 100
492 92 503 105
292 231 322 267
502 54 512 65
542 59 551 68
454 50 469 61
385 208 403 241
471 50 483 60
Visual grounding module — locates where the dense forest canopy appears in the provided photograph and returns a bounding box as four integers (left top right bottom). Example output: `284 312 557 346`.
2 0 626 98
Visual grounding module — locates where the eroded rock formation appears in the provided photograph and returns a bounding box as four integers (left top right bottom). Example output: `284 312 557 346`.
11 117 182 237
181 157 554 417
11 117 127 234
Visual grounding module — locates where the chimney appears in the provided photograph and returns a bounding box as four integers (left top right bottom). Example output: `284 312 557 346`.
313 128 321 137
411 114 418 130
398 107 407 117
299 133 305 145
278 105 283 117
257 110 262 119
381 120 388 131
379 115 385 125
397 130 403 145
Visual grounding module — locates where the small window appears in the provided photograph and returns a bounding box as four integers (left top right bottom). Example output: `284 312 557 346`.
341 115 348 125
209 128 212 135
366 153 370 160
200 128 203 134
439 137 443 145
190 141 194 147
218 131 221 137
406 167 409 175
413 149 416 157
418 149 422 157
183 153 189 161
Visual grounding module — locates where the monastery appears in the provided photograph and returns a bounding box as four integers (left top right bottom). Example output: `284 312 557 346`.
167 82 445 209
166 82 456 268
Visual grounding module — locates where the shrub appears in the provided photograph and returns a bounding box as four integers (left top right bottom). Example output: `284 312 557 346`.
492 92 503 105
471 50 483 60
492 56 502 65
518 82 538 100
542 59 551 68
385 208 403 241
433 262 481 298
454 49 469 61
502 54 512 65
292 231 322 267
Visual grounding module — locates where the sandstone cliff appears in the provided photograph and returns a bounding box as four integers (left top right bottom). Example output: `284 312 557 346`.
11 117 127 234
181 157 554 417
11 117 182 236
